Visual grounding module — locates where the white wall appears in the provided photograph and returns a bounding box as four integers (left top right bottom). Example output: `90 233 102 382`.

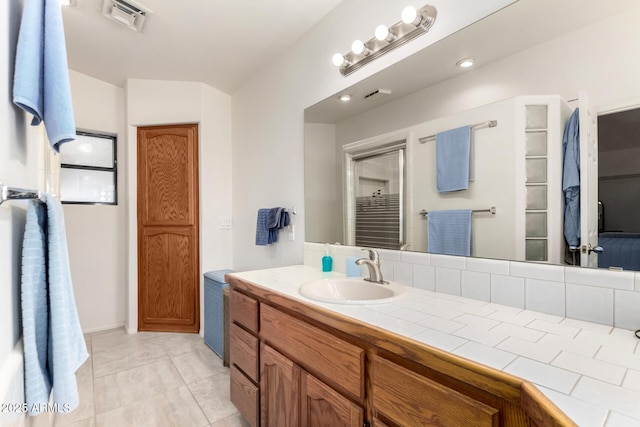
231 0 515 270
125 79 232 333
303 123 342 244
66 70 126 333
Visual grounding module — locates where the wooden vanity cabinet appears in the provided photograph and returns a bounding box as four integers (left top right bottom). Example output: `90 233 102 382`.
228 278 576 427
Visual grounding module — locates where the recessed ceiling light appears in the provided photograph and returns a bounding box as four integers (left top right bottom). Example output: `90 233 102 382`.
456 57 476 68
339 94 351 102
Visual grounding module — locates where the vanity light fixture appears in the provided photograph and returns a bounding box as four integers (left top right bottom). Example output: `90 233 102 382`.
332 4 437 76
456 57 476 68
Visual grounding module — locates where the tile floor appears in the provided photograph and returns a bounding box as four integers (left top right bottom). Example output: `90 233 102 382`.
53 328 249 427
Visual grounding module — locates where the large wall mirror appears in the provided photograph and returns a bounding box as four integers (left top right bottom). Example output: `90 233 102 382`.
304 0 640 271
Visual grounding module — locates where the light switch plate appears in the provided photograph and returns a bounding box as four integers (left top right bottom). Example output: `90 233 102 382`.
219 216 232 230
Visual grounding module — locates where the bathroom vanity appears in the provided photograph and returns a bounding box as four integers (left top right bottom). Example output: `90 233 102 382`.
227 267 577 427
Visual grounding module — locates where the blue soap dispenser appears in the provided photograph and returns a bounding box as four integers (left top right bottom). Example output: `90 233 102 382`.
322 244 333 272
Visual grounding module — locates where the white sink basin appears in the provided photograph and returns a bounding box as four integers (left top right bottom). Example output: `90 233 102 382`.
298 278 408 304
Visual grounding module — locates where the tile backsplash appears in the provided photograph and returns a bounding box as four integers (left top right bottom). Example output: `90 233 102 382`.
304 242 640 330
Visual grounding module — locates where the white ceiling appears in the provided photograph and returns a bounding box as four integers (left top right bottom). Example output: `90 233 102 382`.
61 0 343 94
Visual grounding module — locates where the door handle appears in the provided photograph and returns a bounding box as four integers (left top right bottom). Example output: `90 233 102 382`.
581 244 604 254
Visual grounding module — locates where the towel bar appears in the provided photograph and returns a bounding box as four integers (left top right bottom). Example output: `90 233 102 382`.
0 182 44 205
419 120 498 144
420 206 496 217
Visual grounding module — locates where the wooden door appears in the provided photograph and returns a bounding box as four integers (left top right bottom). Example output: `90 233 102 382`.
301 371 363 427
137 124 199 333
578 92 600 267
261 344 300 427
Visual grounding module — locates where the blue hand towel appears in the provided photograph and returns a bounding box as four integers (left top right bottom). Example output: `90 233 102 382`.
436 126 471 192
562 108 580 249
427 209 472 256
21 194 88 415
13 0 76 152
21 200 52 414
256 208 270 246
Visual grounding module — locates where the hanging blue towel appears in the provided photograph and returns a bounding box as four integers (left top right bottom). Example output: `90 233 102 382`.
21 200 51 414
436 126 472 192
255 208 270 246
13 0 76 152
21 194 88 415
562 109 580 249
427 210 472 256
44 194 88 412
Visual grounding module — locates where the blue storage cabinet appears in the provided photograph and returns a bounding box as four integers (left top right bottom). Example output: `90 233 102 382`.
204 269 234 359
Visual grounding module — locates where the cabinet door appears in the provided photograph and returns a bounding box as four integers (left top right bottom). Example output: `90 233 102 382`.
261 344 300 427
301 371 363 427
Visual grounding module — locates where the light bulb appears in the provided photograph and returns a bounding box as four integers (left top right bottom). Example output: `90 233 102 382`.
339 94 351 102
332 53 346 67
375 25 395 42
401 6 421 26
351 40 368 55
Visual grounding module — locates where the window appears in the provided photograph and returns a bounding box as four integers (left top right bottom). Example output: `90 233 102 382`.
59 131 117 205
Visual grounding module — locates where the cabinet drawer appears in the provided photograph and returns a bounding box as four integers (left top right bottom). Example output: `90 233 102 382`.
230 290 259 333
230 365 259 427
260 304 364 401
372 356 499 427
230 323 259 382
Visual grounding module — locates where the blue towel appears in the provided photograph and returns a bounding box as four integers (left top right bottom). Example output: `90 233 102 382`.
256 208 290 246
13 0 76 152
45 194 88 412
436 126 471 192
427 210 472 256
21 195 88 415
255 209 270 246
562 109 580 249
21 200 51 414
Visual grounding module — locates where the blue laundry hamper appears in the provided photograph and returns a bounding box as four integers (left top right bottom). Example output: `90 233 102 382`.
204 269 235 360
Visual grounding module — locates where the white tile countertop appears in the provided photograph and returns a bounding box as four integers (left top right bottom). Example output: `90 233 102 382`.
229 265 640 427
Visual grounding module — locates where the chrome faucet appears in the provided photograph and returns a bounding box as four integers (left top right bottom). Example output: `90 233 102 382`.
356 248 387 284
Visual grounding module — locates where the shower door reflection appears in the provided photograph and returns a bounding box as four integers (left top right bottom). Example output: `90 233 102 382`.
351 149 405 250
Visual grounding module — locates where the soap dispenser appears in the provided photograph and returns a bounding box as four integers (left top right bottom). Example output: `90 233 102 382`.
322 244 333 272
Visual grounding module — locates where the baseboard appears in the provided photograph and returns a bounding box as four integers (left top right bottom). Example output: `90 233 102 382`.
82 322 125 335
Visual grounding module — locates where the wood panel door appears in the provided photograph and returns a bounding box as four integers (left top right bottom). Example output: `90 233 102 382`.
301 371 363 427
261 344 300 427
138 124 199 333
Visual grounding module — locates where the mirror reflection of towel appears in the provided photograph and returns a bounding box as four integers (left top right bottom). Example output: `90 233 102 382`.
436 126 471 192
428 209 472 256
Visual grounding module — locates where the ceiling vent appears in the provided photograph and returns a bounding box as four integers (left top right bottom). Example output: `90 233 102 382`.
364 89 392 100
101 0 153 33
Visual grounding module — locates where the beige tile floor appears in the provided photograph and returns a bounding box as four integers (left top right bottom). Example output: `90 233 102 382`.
52 328 250 427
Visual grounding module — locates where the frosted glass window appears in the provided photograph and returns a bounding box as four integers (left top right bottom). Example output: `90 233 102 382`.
60 133 114 168
526 158 547 183
526 105 548 129
526 131 547 156
526 239 548 261
526 185 547 210
60 131 117 205
526 212 547 237
60 169 116 203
